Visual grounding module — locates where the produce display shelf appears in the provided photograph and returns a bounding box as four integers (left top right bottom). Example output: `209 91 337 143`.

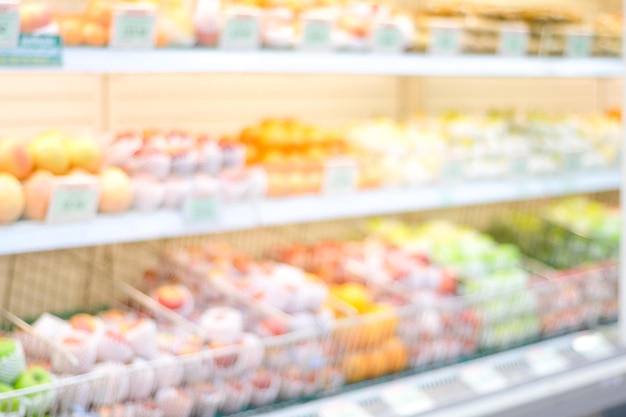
258 327 626 417
0 168 619 255
4 49 622 77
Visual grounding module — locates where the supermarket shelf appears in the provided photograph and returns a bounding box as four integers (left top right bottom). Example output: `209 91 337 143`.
0 168 619 255
4 48 623 77
262 327 626 417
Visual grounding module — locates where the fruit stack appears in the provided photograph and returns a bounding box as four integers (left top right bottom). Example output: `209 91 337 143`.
106 129 262 212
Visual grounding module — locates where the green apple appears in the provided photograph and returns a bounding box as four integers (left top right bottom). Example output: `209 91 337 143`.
14 367 52 392
0 339 26 385
0 382 19 414
0 340 16 359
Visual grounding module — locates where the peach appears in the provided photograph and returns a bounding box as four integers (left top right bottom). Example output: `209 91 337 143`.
23 170 55 221
0 138 33 180
99 167 133 214
20 2 52 34
155 285 186 310
0 173 25 224
69 314 99 333
29 132 70 175
67 136 103 174
341 353 367 383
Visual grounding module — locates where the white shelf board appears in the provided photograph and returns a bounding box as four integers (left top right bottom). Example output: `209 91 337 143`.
4 48 622 77
0 168 618 255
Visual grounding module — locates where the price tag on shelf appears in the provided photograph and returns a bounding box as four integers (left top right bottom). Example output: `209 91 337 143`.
563 152 582 171
498 23 529 56
46 177 99 224
380 384 435 416
109 4 157 49
323 158 358 195
458 363 508 394
525 346 568 376
220 13 260 50
319 401 372 417
565 30 593 58
429 20 461 55
371 23 403 54
572 334 616 361
0 1 20 49
300 19 332 51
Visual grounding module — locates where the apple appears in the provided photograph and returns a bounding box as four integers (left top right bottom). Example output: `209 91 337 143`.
14 366 52 390
251 370 273 390
154 285 189 311
0 382 19 414
0 339 25 385
0 174 24 225
69 314 99 333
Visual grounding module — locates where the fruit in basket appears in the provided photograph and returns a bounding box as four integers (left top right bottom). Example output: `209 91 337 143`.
13 366 52 390
132 174 165 212
155 387 194 417
341 352 367 383
29 133 70 176
330 283 372 314
153 284 194 316
0 174 25 225
0 339 26 385
99 167 133 214
383 337 409 373
52 332 97 374
0 383 20 414
23 170 54 221
69 314 101 334
0 138 33 180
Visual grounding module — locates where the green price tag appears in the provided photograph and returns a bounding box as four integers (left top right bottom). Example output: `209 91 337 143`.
566 33 592 57
509 157 527 176
564 153 582 171
499 29 528 56
220 15 260 50
46 180 99 224
110 7 156 49
0 35 62 67
0 4 20 49
301 19 331 50
372 24 403 54
441 159 464 181
186 197 219 223
429 24 460 55
324 159 358 195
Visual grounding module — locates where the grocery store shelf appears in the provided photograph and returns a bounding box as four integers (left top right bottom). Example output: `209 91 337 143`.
5 48 623 77
0 168 618 255
262 327 626 417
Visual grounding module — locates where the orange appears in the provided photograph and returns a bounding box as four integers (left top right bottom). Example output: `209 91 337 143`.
367 348 390 378
58 16 84 46
341 353 367 383
82 21 108 47
85 0 112 26
382 337 409 373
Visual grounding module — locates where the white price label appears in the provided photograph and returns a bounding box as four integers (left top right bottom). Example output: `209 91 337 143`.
525 346 568 376
0 1 20 49
380 384 435 416
429 21 461 55
498 23 528 56
572 334 615 361
459 364 508 394
319 402 372 417
324 158 358 195
184 179 221 223
566 32 593 58
46 177 99 224
109 4 157 49
300 19 332 51
220 14 260 50
371 23 404 54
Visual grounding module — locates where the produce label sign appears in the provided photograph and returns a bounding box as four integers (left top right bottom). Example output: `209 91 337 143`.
324 158 358 195
0 1 20 49
499 23 529 56
566 30 593 58
220 14 260 50
110 5 157 49
459 363 508 394
319 402 372 417
300 19 332 51
380 384 435 416
0 34 62 67
371 23 403 54
429 20 461 55
525 346 568 376
46 177 100 224
185 182 220 224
